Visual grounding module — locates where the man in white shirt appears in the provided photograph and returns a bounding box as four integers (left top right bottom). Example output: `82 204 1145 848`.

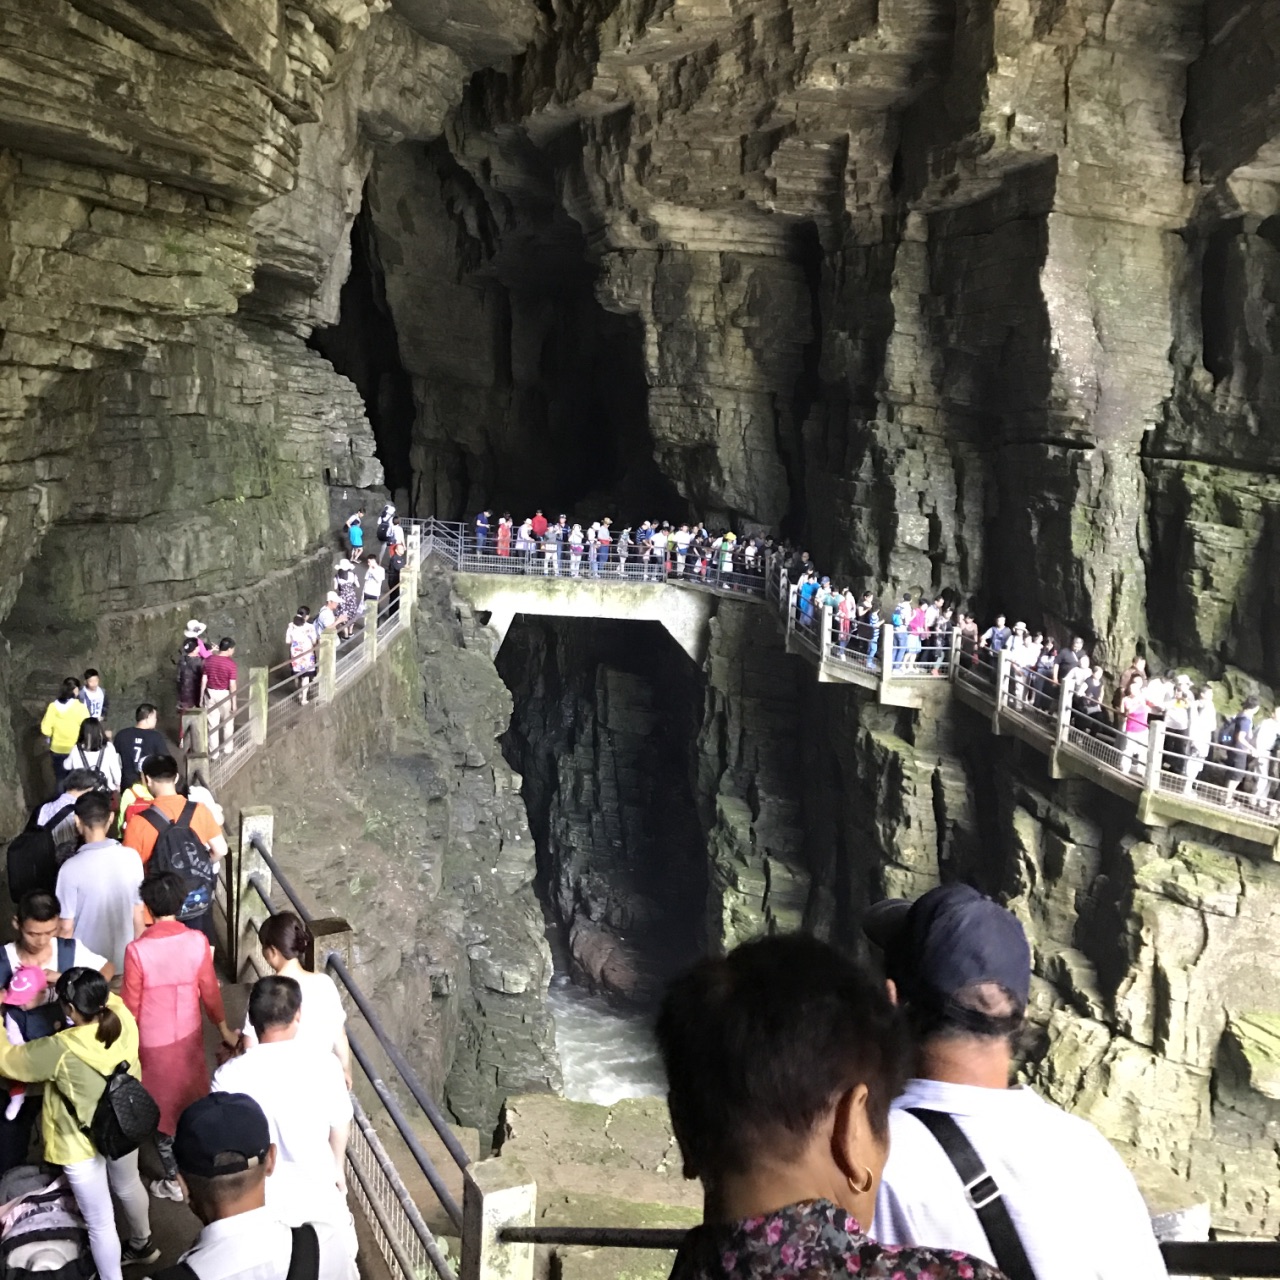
672 525 693 576
172 1091 356 1280
55 791 143 971
867 884 1166 1280
362 559 385 608
212 977 355 1262
1250 706 1280 808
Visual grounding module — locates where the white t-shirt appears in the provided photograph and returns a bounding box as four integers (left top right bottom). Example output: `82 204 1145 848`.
213 1040 353 1240
53 841 142 972
362 562 385 599
874 1079 1166 1280
180 1204 356 1280
64 743 122 792
242 969 347 1058
35 795 75 829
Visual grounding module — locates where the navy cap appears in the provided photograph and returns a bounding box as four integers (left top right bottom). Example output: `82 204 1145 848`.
174 1093 270 1179
863 884 1030 1008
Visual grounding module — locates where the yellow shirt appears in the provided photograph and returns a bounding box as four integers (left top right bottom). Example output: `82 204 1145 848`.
0 995 141 1165
40 700 89 755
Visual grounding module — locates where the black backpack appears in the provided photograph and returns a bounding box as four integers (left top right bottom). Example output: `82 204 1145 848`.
140 802 215 921
1217 713 1245 748
6 809 64 902
55 1060 158 1160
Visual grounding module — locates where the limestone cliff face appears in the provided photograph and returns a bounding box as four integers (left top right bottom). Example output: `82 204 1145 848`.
9 0 1280 1234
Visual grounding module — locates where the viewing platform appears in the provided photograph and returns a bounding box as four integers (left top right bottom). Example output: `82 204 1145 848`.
409 519 1280 856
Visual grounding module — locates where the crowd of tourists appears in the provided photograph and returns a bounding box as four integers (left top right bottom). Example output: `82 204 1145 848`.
471 509 771 583
4 727 358 1280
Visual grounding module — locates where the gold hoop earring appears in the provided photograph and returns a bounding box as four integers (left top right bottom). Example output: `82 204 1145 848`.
846 1165 874 1195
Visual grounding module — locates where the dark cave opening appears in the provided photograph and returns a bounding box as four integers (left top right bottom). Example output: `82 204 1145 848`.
495 616 709 1007
1200 217 1244 387
309 201 415 497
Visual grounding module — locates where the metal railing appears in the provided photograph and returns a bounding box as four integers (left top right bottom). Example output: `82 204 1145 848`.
235 826 461 1280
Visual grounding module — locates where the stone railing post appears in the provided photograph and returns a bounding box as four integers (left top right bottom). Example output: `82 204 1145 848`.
181 708 210 782
400 564 418 628
364 599 379 663
249 667 268 746
992 648 1010 733
461 1160 536 1280
948 625 962 682
787 585 798 637
821 601 835 660
408 528 422 570
317 629 338 705
877 623 895 702
1144 719 1167 795
234 807 274 979
1056 679 1073 747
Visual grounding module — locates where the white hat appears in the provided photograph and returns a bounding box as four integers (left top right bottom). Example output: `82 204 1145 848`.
184 619 207 638
326 591 340 603
338 558 352 571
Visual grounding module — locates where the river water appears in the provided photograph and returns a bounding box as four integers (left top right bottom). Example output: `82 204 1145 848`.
547 977 666 1105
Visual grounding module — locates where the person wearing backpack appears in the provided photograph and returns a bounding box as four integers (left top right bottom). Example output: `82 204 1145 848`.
161 1092 355 1280
122 757 227 943
123 873 238 1203
55 792 144 972
63 718 121 794
40 678 88 778
0 890 113 1175
0 967 158 1280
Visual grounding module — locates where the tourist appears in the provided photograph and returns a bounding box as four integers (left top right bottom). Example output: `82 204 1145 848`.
905 600 927 671
185 619 214 660
1223 697 1260 803
0 891 112 1174
474 509 490 554
212 977 356 1261
1249 705 1280 810
79 669 107 721
531 509 549 545
122 754 227 922
0 968 157 1280
63 718 121 794
374 503 395 563
656 934 1000 1280
980 614 1011 653
201 638 239 762
344 509 364 561
41 678 88 777
568 524 585 577
1162 677 1194 775
362 558 385 618
865 884 1167 1280
35 769 104 850
1118 674 1152 775
168 1092 357 1280
178 638 204 713
114 704 168 792
56 791 143 972
594 518 613 577
837 588 856 657
1186 685 1216 794
122 871 237 1203
1054 636 1086 686
890 595 910 669
673 525 693 577
240 913 351 1086
316 592 342 636
286 608 317 705
542 526 559 575
617 526 633 574
333 560 360 640
496 513 512 558
516 517 534 565
958 613 979 667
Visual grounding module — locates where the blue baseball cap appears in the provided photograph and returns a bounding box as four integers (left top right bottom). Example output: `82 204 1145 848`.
863 883 1030 1009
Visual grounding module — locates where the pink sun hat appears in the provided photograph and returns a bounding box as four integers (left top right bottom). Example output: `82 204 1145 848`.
3 967 47 1006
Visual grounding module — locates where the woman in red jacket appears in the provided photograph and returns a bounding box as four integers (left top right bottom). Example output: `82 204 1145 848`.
121 872 237 1203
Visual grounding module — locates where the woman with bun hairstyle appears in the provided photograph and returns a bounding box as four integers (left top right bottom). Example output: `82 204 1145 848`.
242 911 351 1085
0 967 156 1280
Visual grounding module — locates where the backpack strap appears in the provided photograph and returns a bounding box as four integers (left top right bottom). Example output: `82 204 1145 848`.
0 947 12 992
140 806 171 834
176 800 197 830
287 1224 320 1280
904 1108 1038 1280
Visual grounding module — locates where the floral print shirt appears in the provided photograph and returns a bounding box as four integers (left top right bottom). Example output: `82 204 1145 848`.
669 1198 1006 1280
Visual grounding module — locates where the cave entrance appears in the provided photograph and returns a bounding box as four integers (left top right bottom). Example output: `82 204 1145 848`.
496 615 709 1011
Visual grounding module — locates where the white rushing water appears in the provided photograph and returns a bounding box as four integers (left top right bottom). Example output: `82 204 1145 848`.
548 978 667 1105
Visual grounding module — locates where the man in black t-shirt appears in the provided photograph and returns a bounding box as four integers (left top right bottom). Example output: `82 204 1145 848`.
114 703 169 789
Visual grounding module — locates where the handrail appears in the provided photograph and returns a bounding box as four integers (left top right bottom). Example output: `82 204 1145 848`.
247 836 473 1175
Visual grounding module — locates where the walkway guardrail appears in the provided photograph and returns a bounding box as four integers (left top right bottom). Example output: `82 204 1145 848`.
181 538 418 792
228 809 542 1280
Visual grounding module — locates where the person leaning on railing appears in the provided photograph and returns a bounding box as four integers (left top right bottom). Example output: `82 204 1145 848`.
655 935 1003 1280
